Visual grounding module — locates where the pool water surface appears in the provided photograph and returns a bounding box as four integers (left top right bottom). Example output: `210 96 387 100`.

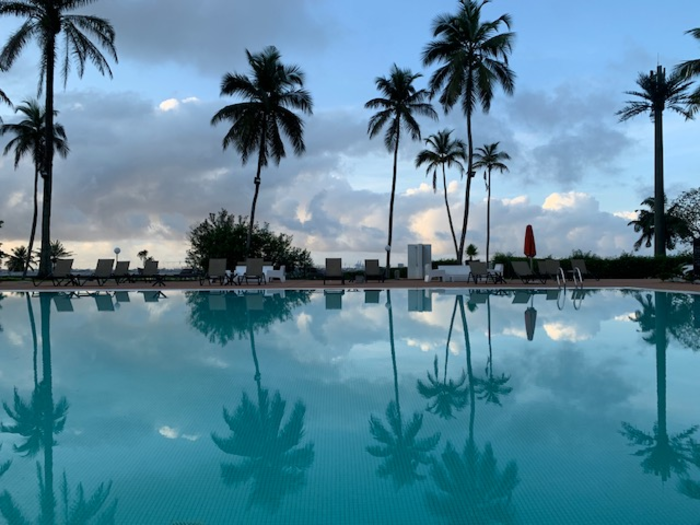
0 288 698 524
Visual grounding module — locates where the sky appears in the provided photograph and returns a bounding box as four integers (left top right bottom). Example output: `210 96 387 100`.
0 0 699 269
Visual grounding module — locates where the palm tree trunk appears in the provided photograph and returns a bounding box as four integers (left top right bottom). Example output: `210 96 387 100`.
246 132 266 257
387 291 400 419
444 298 458 384
24 166 40 278
39 293 55 525
39 35 57 278
486 167 492 266
654 292 668 443
458 296 475 444
653 67 666 257
458 105 474 263
26 293 38 387
442 165 459 258
386 133 400 272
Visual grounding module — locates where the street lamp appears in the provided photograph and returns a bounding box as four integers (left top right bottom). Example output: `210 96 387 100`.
114 247 121 262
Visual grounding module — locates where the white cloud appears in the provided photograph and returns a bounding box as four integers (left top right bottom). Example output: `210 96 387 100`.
158 426 179 439
543 322 591 342
542 191 589 211
158 98 179 112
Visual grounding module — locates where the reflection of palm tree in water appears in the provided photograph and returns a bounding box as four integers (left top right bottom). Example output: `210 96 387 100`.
0 293 116 524
621 291 700 482
212 298 314 512
368 290 441 489
417 298 468 419
427 296 519 524
475 294 512 407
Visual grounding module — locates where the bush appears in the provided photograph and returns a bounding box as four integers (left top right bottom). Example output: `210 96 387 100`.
186 210 313 273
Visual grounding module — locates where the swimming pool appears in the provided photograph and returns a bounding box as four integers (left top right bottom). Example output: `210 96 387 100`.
0 288 698 524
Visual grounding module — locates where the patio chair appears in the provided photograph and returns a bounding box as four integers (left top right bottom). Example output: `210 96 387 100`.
33 258 78 287
324 258 345 285
364 290 381 304
511 260 547 284
53 292 75 312
570 259 599 282
468 261 489 284
200 258 229 286
538 259 566 286
141 260 165 286
113 260 133 284
364 259 385 282
92 292 115 312
324 290 344 310
78 259 114 286
141 290 166 302
264 265 286 283
242 258 266 285
488 263 507 284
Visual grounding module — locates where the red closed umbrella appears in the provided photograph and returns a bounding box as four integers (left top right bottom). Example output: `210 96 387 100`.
524 305 537 341
524 224 536 270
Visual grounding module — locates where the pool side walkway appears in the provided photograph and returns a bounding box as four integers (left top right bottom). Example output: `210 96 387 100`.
1 277 698 293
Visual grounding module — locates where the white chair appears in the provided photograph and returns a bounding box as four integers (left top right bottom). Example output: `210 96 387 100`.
265 265 286 283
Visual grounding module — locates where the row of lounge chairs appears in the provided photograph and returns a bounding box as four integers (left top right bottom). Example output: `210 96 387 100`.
510 259 598 284
33 258 165 287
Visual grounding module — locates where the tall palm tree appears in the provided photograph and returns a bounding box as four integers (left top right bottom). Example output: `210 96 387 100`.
616 67 693 257
366 65 437 271
211 46 313 256
415 129 466 258
473 142 509 266
475 293 512 406
422 0 515 263
627 196 690 252
367 290 441 489
0 0 117 277
675 27 700 112
1 99 69 277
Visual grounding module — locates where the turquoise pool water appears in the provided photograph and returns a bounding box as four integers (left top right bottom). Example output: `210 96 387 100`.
0 288 698 524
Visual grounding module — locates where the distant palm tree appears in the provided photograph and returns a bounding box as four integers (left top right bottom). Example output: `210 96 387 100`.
211 46 313 256
5 245 34 271
417 298 468 419
366 65 437 271
50 239 72 261
423 0 516 263
415 129 466 258
367 290 441 488
473 142 510 266
627 196 690 251
616 67 694 257
0 0 117 277
675 27 700 112
1 99 69 277
475 293 512 406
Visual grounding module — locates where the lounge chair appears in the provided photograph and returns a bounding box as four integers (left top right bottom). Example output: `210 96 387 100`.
33 258 78 287
200 258 229 286
538 259 566 286
141 260 165 286
53 292 75 312
511 260 546 284
364 259 385 282
242 258 266 285
141 290 166 302
113 261 132 284
489 263 506 284
92 292 115 312
114 291 130 304
324 290 344 310
570 259 599 282
468 261 489 284
324 258 345 284
78 259 114 286
364 290 381 304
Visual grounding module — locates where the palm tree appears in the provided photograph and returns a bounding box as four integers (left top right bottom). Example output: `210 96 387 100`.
0 0 117 277
366 65 437 271
415 129 466 258
5 245 34 271
417 298 468 419
0 85 10 117
367 290 441 489
211 46 313 256
422 0 516 263
1 99 69 277
627 196 690 252
473 142 510 266
675 27 700 112
616 67 693 257
475 293 512 406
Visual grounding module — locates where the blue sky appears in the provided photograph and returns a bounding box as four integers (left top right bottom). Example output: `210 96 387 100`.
1 0 699 268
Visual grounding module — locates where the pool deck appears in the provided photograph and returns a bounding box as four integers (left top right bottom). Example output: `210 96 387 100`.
1 277 698 293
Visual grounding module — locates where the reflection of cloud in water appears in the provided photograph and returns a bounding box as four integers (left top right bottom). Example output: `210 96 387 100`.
543 322 591 342
296 312 312 331
201 356 229 369
614 313 635 322
181 434 200 442
7 330 24 347
159 425 179 439
503 327 528 339
404 338 437 352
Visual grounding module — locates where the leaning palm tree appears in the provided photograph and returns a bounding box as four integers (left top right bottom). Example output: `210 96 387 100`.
211 46 313 256
675 27 700 113
473 142 509 266
616 67 693 257
415 129 466 258
366 65 437 271
1 99 69 277
423 0 516 263
0 0 118 277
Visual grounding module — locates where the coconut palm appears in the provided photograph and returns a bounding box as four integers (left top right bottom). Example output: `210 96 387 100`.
422 0 516 263
0 0 117 277
367 290 441 489
5 245 34 271
616 67 693 257
415 129 466 258
475 293 512 407
417 298 468 419
366 65 437 271
1 99 69 277
473 142 510 266
211 46 313 256
211 293 314 511
675 27 700 112
627 196 691 252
